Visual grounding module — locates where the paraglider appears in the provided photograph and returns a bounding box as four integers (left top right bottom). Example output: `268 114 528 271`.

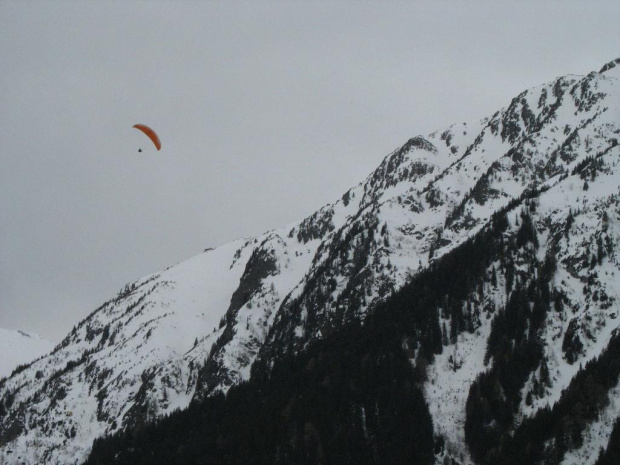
133 124 161 151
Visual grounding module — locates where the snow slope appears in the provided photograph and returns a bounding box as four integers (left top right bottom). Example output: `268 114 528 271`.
1 58 619 464
0 328 54 379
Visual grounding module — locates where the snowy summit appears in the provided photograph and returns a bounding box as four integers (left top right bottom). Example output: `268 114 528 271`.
1 58 620 465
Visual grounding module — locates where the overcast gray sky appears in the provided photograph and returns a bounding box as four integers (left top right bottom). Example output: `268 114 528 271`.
1 1 619 341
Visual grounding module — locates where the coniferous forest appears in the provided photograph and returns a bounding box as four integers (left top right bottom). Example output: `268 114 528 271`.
83 188 620 464
2 31 620 464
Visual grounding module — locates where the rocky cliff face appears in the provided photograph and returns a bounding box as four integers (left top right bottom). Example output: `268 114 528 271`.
1 58 619 464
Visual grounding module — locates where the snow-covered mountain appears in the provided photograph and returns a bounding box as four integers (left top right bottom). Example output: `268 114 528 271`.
0 328 54 379
2 58 620 464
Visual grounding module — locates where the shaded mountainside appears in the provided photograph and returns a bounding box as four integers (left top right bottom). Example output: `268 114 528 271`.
87 173 620 464
1 58 620 464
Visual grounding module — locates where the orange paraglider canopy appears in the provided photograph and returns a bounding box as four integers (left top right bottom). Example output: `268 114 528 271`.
133 124 161 151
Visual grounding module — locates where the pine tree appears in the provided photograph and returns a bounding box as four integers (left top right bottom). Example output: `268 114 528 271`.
450 317 458 345
526 391 533 406
540 358 551 387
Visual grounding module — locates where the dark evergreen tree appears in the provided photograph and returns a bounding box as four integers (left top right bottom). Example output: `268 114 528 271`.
595 418 620 465
442 322 449 346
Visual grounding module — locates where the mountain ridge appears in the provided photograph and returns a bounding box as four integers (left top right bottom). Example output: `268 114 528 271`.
0 328 54 380
1 58 619 464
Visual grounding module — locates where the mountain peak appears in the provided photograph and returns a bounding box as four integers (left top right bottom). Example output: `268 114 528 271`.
2 58 620 464
400 136 439 155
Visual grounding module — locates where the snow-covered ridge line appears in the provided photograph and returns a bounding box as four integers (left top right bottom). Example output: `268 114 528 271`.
1 58 619 464
0 328 54 380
